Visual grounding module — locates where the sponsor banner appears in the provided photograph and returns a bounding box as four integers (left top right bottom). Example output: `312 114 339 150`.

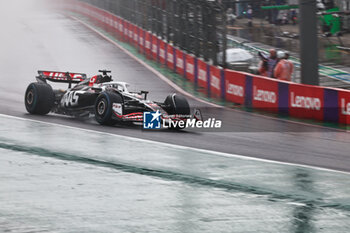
105 11 113 28
252 76 279 112
175 49 185 76
144 31 152 58
197 59 208 89
167 44 175 70
106 11 113 30
224 70 245 104
288 83 324 121
117 17 123 38
128 23 134 42
338 89 350 124
185 54 195 83
138 28 145 53
210 66 222 98
112 15 119 36
151 35 158 61
159 40 166 65
133 25 139 47
123 21 129 42
104 10 113 32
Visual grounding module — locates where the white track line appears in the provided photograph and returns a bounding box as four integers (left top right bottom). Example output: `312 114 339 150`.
1 113 350 175
69 15 350 133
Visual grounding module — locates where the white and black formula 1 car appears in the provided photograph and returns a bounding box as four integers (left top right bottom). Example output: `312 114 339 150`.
24 70 201 128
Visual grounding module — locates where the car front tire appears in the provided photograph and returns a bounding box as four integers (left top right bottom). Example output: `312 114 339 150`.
94 91 123 125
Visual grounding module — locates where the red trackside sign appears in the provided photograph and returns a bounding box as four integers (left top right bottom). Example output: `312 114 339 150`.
338 90 350 124
288 83 324 121
197 59 207 89
225 70 245 104
252 76 279 112
175 49 184 76
185 54 195 83
210 66 221 98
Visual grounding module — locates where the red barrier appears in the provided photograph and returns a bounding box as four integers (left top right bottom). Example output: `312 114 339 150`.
110 15 119 37
210 66 222 98
133 25 139 47
138 29 145 53
185 54 195 83
117 18 123 38
167 44 175 70
338 90 350 124
128 23 134 43
197 59 208 89
252 76 279 112
175 49 185 76
288 83 324 121
151 35 158 61
105 11 114 32
102 11 109 30
123 21 129 42
106 12 112 28
144 31 152 58
159 40 166 65
111 14 118 30
225 70 245 104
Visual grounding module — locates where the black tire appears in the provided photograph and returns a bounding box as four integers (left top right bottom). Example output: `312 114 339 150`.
164 94 190 129
94 91 123 125
24 82 54 115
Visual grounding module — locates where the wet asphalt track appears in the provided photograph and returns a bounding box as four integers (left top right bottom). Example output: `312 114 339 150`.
0 0 350 172
2 116 350 232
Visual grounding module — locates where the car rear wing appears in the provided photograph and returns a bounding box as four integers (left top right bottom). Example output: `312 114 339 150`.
37 71 87 84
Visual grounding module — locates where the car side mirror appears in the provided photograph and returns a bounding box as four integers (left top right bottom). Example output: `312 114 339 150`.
141 90 149 100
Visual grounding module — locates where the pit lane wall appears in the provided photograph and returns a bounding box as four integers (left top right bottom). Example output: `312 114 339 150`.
63 0 350 125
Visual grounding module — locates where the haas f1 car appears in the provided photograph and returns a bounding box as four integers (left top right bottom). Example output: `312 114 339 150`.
25 70 201 128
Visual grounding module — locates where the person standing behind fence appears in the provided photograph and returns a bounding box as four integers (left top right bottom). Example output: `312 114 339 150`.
274 51 294 81
267 49 278 78
247 5 253 27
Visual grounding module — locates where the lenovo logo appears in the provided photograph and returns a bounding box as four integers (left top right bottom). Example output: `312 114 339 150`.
198 69 206 81
211 75 220 89
227 83 244 97
290 92 321 110
253 86 276 103
167 53 173 63
176 58 183 69
186 63 194 75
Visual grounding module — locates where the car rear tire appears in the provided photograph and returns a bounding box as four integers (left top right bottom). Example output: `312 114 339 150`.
164 94 190 129
25 82 54 115
95 91 123 125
